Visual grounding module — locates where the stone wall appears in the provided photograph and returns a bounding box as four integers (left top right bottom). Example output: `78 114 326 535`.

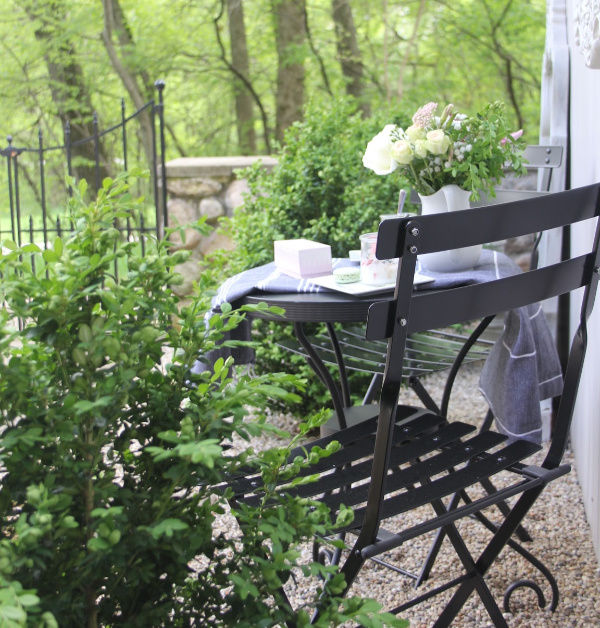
165 156 277 296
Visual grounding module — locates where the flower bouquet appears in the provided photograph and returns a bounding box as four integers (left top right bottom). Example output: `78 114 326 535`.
362 101 527 201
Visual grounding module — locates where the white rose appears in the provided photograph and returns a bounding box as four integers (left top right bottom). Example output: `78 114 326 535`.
414 139 428 158
405 124 426 142
424 129 451 155
362 125 399 175
390 140 415 165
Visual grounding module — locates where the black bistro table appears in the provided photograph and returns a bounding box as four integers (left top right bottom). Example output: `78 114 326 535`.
212 250 563 445
240 289 381 427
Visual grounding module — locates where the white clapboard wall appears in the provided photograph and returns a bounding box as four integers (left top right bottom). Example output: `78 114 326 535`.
542 0 600 564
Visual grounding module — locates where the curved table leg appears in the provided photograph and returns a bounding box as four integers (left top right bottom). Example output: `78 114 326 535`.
325 322 351 407
294 321 349 429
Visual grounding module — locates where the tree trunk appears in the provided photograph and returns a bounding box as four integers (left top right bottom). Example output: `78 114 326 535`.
100 0 156 173
331 0 369 116
273 0 306 145
396 0 426 100
227 0 257 154
28 0 111 192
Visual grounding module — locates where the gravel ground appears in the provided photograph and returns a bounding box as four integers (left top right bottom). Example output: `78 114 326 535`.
219 363 600 627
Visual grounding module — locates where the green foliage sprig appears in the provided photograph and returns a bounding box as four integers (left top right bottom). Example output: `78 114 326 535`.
0 171 406 627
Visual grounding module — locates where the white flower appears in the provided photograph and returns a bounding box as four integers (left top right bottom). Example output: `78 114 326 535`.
424 129 451 155
414 140 428 158
405 124 426 142
362 125 399 175
361 100 525 200
391 140 415 165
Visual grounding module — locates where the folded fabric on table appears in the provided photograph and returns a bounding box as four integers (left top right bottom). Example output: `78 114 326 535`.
192 250 563 444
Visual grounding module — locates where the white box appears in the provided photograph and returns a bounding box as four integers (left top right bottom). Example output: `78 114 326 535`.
274 239 332 279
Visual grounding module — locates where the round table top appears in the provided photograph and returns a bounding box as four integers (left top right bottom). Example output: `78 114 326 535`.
239 290 391 324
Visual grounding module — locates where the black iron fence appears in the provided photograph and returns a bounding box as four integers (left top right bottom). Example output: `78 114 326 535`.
0 80 168 254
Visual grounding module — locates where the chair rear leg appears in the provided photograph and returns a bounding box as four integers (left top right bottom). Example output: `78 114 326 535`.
362 373 383 404
433 485 545 627
409 375 441 413
478 477 532 542
415 490 463 587
424 497 511 628
415 439 532 588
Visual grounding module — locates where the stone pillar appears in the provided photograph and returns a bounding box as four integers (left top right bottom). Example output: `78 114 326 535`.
165 156 277 295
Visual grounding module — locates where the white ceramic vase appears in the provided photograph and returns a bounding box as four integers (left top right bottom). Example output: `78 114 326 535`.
418 184 482 273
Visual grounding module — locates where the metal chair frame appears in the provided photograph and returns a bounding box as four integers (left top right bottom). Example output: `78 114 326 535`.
224 183 600 626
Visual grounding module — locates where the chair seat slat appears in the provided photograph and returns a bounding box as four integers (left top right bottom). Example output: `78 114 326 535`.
319 427 502 512
243 421 477 508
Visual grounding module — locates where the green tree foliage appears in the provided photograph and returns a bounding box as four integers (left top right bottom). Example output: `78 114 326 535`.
0 172 406 627
0 0 546 228
0 0 546 160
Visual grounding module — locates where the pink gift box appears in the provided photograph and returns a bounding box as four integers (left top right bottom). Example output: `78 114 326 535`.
274 239 332 279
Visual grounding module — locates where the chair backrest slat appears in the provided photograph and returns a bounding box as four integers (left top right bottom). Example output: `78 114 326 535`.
521 145 563 170
377 184 600 260
366 255 591 342
408 256 592 335
522 144 563 192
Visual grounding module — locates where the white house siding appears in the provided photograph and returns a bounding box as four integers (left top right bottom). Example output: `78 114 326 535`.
565 0 600 563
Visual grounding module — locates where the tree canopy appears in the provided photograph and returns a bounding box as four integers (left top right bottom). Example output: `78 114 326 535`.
0 0 546 166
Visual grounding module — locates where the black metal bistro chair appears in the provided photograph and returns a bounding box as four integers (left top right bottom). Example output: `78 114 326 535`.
224 183 600 626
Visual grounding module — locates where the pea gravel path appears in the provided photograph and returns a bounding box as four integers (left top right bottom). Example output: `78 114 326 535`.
221 363 600 627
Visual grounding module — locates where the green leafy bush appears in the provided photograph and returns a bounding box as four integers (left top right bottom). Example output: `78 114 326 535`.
222 97 411 273
211 97 413 413
0 172 406 627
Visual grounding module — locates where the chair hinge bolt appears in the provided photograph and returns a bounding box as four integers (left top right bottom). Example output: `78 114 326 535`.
399 318 407 326
411 228 419 236
410 246 418 254
594 266 600 274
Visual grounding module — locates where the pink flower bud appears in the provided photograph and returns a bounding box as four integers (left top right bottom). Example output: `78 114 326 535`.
500 129 524 145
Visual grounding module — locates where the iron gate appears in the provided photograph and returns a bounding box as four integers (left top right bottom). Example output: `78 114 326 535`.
0 80 168 253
